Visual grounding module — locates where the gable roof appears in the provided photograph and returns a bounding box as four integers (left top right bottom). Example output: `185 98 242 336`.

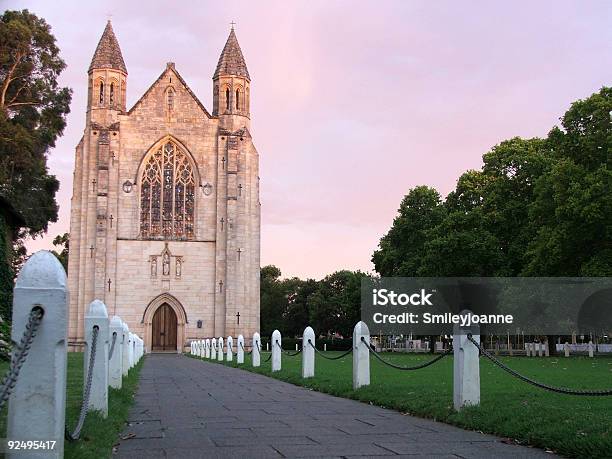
89 21 127 74
213 28 250 81
127 63 213 118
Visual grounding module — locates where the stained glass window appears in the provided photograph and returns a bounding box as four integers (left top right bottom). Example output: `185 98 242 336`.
140 140 195 239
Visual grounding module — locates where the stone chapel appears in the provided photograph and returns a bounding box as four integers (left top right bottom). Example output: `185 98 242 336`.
67 21 261 352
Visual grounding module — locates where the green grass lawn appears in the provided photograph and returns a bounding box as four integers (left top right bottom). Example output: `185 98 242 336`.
0 352 143 459
192 350 612 458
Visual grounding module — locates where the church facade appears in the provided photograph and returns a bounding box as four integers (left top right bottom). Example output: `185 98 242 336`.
67 22 260 352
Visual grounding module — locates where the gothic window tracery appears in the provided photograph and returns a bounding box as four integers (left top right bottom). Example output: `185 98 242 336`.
235 89 240 110
140 140 196 239
225 88 230 111
109 82 115 105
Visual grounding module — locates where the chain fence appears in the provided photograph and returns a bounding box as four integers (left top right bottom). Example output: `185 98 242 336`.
277 340 302 357
0 306 44 410
308 340 353 360
361 337 452 370
240 342 253 355
65 325 99 441
255 342 272 362
108 331 117 361
466 334 612 396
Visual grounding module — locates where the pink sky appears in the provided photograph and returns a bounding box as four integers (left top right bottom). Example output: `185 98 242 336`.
7 1 612 279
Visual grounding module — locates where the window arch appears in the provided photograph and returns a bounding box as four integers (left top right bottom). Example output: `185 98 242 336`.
225 88 230 111
235 89 240 110
109 82 115 105
140 140 196 239
98 80 105 104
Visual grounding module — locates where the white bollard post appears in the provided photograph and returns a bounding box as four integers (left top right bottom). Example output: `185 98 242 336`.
121 322 130 376
324 343 327 352
296 343 299 351
266 342 269 351
128 332 134 368
302 326 315 378
453 311 480 411
211 338 217 360
197 339 202 357
588 341 594 358
191 341 194 355
353 321 370 389
252 332 261 367
7 251 68 459
564 342 570 357
218 337 224 361
237 334 244 364
84 299 110 417
227 336 233 362
133 335 139 363
272 329 282 372
109 316 124 389
206 339 211 359
137 335 143 361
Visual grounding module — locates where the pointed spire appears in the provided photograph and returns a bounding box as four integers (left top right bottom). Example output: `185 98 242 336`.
214 27 250 81
89 21 127 74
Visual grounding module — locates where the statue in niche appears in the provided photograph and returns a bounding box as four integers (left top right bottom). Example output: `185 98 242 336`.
162 252 170 276
176 257 182 277
150 257 157 277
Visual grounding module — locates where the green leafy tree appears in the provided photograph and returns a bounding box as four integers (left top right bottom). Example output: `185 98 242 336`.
309 270 370 338
260 265 286 337
283 278 317 337
372 186 445 276
51 232 68 272
525 87 612 276
421 138 547 277
0 10 72 237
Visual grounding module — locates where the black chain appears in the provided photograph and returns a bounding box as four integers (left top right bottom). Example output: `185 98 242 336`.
362 337 452 370
240 342 253 355
308 340 353 360
277 340 302 356
257 342 272 362
108 332 117 361
467 334 612 396
0 306 44 410
66 325 99 441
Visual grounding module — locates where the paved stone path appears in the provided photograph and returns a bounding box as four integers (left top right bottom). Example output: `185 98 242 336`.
113 354 554 458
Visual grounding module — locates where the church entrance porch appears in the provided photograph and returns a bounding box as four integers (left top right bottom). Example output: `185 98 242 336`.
143 293 188 354
151 303 177 352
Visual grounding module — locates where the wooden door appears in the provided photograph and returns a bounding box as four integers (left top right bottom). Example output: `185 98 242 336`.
151 303 177 351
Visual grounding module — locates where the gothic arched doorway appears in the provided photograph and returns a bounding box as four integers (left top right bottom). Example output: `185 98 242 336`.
151 303 178 351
